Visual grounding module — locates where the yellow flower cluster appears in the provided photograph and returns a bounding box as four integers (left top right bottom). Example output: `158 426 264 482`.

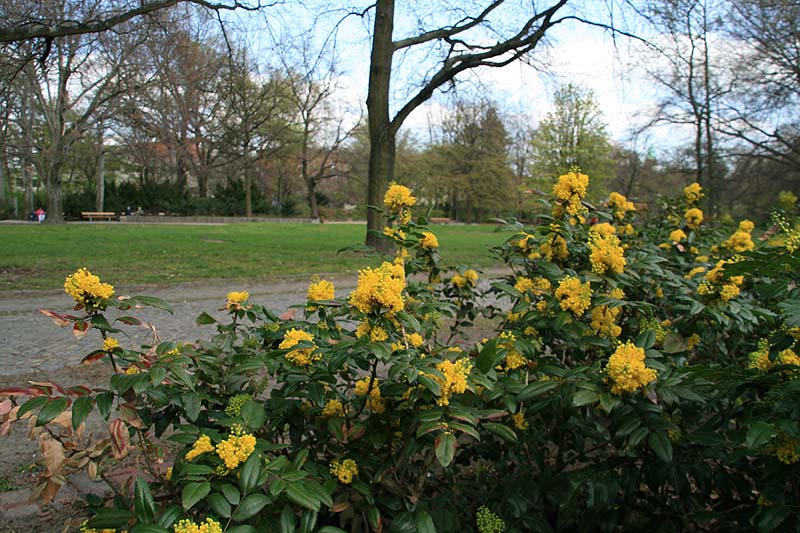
216 425 256 470
511 412 529 430
280 329 320 366
185 435 214 461
697 260 743 301
102 337 119 352
516 232 540 260
420 231 439 250
322 399 345 417
173 517 223 533
748 339 772 371
354 377 386 413
640 317 668 344
429 358 472 406
590 222 616 237
541 232 569 262
588 234 626 275
669 229 687 243
307 278 335 302
684 208 704 230
330 458 358 484
226 291 249 310
349 261 406 316
64 268 115 306
384 182 416 212
391 332 425 351
685 266 706 279
452 269 479 288
499 331 527 371
125 365 140 375
555 276 592 316
383 226 407 242
722 220 755 253
591 306 622 338
608 192 636 220
552 172 589 217
773 213 800 253
605 341 658 395
684 182 704 204
686 333 701 350
514 276 551 299
775 432 800 464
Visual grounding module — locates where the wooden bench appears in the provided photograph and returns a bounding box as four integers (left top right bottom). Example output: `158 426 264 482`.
429 217 452 224
81 211 117 221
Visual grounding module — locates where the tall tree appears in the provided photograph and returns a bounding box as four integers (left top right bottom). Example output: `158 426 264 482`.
529 83 615 195
433 99 515 222
362 0 613 249
637 0 728 214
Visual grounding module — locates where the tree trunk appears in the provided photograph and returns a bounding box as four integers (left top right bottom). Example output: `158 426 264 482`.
244 156 252 218
95 125 105 212
45 161 64 223
23 163 34 215
365 0 395 251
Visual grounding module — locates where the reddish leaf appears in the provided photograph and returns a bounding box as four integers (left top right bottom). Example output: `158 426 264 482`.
119 403 146 429
116 316 143 326
110 419 131 459
67 385 94 396
280 309 297 321
29 381 66 395
73 320 91 339
38 309 71 327
0 387 37 397
0 399 11 416
82 350 107 364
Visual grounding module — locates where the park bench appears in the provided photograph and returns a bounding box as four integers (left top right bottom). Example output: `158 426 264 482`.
81 211 117 221
429 217 452 224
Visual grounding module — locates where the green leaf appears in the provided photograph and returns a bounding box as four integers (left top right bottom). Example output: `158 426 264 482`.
72 395 93 429
297 479 333 509
415 510 436 533
95 391 114 420
239 452 261 495
155 505 182 529
129 295 174 314
318 528 348 533
476 337 500 374
84 509 134 529
196 312 217 325
300 509 318 533
286 481 321 511
435 432 457 467
280 504 296 533
270 478 287 497
517 380 558 401
131 525 169 533
484 422 518 443
150 367 167 386
16 396 48 419
181 393 201 422
417 374 441 396
635 330 656 350
647 431 673 462
134 477 157 524
572 390 599 407
232 493 271 521
227 526 257 533
221 484 241 505
746 421 776 449
208 492 232 518
36 397 68 427
181 481 210 510
368 506 381 530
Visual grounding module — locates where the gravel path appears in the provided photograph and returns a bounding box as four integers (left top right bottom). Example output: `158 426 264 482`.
0 275 358 377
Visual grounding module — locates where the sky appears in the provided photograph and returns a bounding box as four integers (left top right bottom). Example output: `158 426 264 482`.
239 1 677 153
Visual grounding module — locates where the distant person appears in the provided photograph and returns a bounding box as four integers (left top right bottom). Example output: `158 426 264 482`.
125 205 133 216
136 206 144 216
35 207 45 223
28 211 36 221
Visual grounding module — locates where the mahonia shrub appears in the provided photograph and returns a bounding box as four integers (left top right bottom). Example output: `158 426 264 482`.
2 178 800 532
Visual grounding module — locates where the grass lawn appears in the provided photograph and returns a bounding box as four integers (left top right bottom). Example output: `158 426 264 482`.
0 222 511 291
